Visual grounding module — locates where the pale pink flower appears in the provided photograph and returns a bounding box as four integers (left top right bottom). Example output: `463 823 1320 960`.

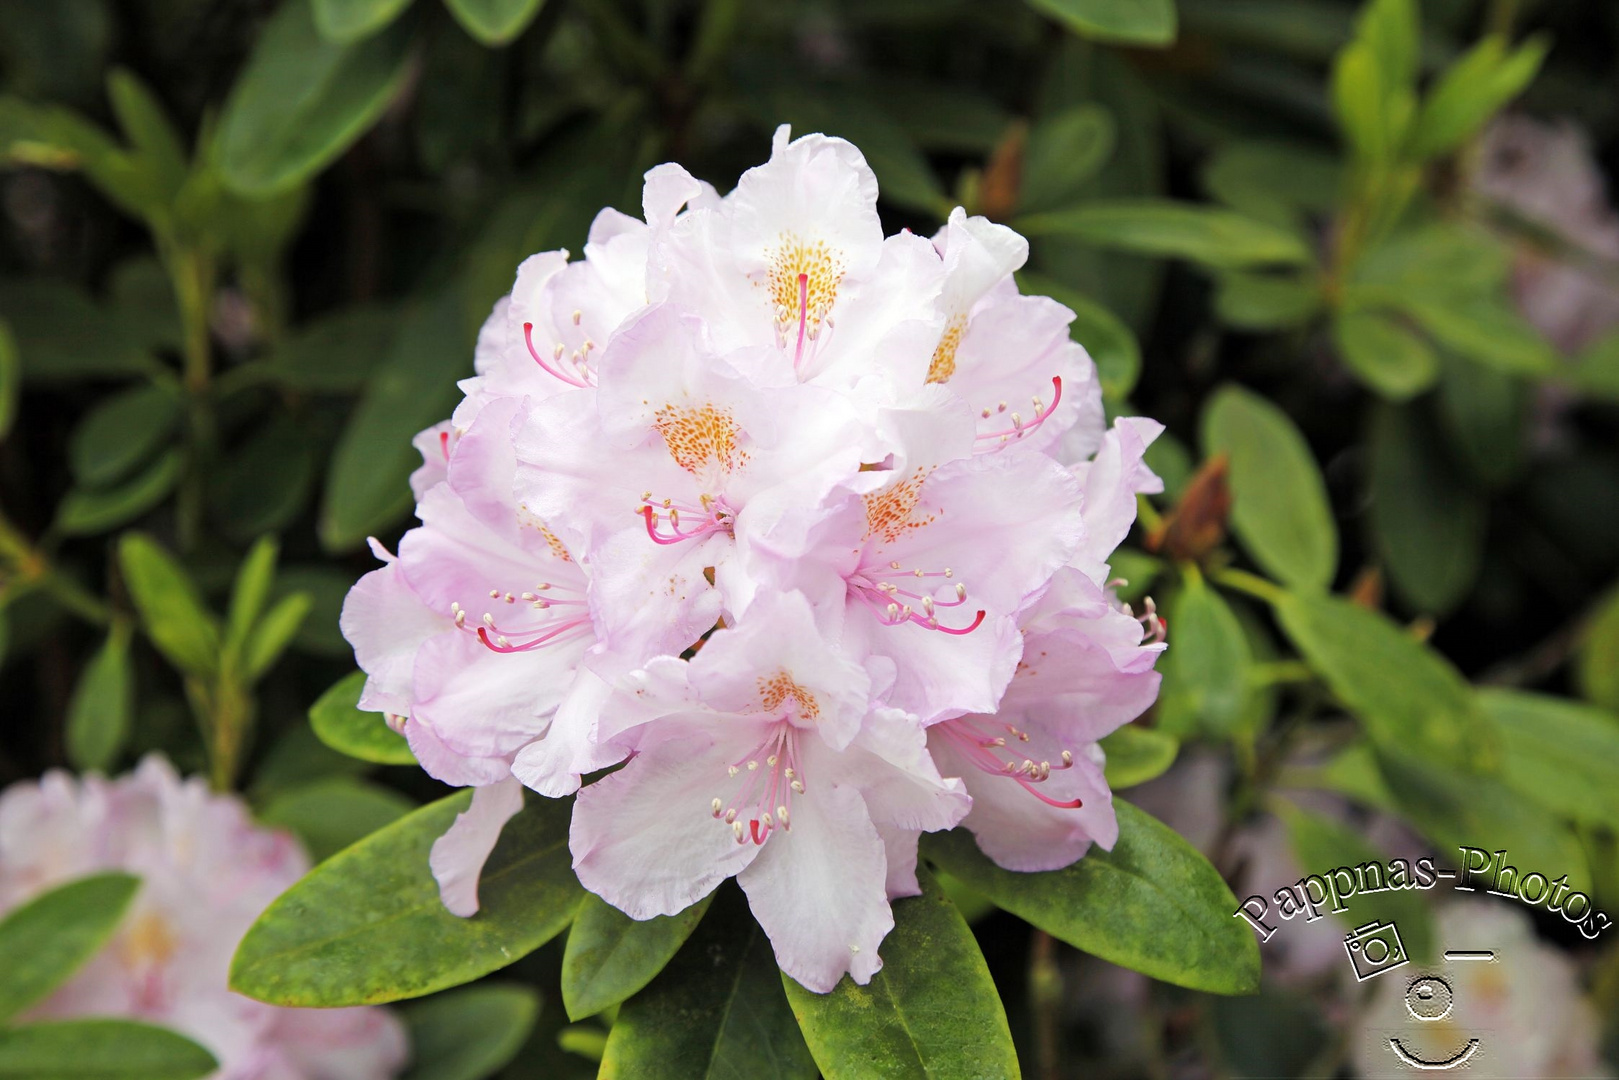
927 208 1105 461
929 568 1164 871
569 592 968 992
0 757 407 1080
514 302 870 661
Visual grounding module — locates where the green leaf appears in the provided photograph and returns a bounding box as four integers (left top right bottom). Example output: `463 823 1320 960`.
1331 310 1438 400
66 367 182 483
314 0 417 44
1099 725 1178 788
1203 384 1337 591
0 873 140 1023
1376 751 1591 893
1024 0 1177 46
1017 272 1140 401
321 292 469 551
442 0 547 46
1019 104 1115 214
401 984 541 1080
1435 352 1527 489
1368 402 1485 615
1213 271 1322 330
1272 592 1498 772
231 791 582 1006
310 670 415 765
1017 200 1312 269
0 318 17 440
1406 34 1549 162
1156 573 1252 738
117 532 220 678
226 537 279 656
1577 586 1619 712
0 280 155 382
217 0 413 195
1573 331 1619 402
1357 0 1419 91
0 97 164 222
1276 802 1435 961
208 416 319 541
259 777 416 862
65 621 134 772
56 449 182 536
1482 689 1619 833
1332 41 1392 162
1351 222 1511 300
108 258 181 352
242 591 312 681
563 892 713 1021
0 1020 216 1080
600 886 814 1080
1201 140 1342 230
105 68 187 202
255 305 397 393
923 803 1259 995
783 868 1019 1079
1400 294 1557 377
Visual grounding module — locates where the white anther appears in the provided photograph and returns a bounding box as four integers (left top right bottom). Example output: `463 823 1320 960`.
553 343 564 360
489 589 500 598
955 583 967 600
455 611 466 627
712 798 723 816
890 561 901 569
482 613 496 627
747 760 759 771
733 821 746 842
767 754 778 766
571 309 582 325
1062 750 1073 765
497 636 510 647
522 592 536 601
728 766 739 777
943 568 953 578
761 811 774 828
725 808 737 823
504 593 515 603
791 780 806 794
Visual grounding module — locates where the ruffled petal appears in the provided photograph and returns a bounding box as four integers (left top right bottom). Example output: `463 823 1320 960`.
430 777 526 917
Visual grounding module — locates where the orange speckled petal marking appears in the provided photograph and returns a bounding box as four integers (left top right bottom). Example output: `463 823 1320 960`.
758 669 821 721
862 467 936 544
653 402 746 475
766 233 845 337
926 313 968 384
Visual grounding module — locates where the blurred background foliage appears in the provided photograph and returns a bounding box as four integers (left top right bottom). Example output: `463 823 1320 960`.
1 0 1619 1075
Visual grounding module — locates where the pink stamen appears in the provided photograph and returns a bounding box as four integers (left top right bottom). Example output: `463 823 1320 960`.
936 717 1083 809
438 431 451 460
976 376 1064 449
640 503 735 545
794 272 809 370
523 322 592 388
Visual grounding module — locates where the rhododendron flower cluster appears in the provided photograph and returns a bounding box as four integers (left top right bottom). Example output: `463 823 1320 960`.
343 127 1167 993
0 757 407 1080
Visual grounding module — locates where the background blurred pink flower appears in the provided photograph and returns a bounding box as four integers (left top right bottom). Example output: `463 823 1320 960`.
0 756 408 1080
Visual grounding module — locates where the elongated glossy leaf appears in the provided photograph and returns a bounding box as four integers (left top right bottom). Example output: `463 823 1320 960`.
1213 271 1321 330
1273 592 1498 772
314 0 416 44
1156 574 1251 738
443 0 547 46
1376 751 1591 894
321 292 469 550
242 591 313 681
1020 104 1115 214
218 0 413 195
1401 294 1556 376
1406 34 1548 161
600 886 814 1080
0 281 157 382
1025 0 1177 46
0 1020 215 1080
105 68 186 201
1203 384 1337 591
1332 310 1438 399
1099 725 1178 788
1436 352 1527 489
1482 689 1619 832
117 532 220 678
231 791 581 1005
1577 587 1619 712
1276 802 1434 961
401 983 541 1080
257 305 397 393
0 318 16 440
65 621 134 772
259 777 416 862
0 873 139 1022
310 671 415 764
923 803 1259 995
783 869 1019 1079
563 892 713 1021
1368 402 1485 615
56 449 182 536
1017 200 1312 269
